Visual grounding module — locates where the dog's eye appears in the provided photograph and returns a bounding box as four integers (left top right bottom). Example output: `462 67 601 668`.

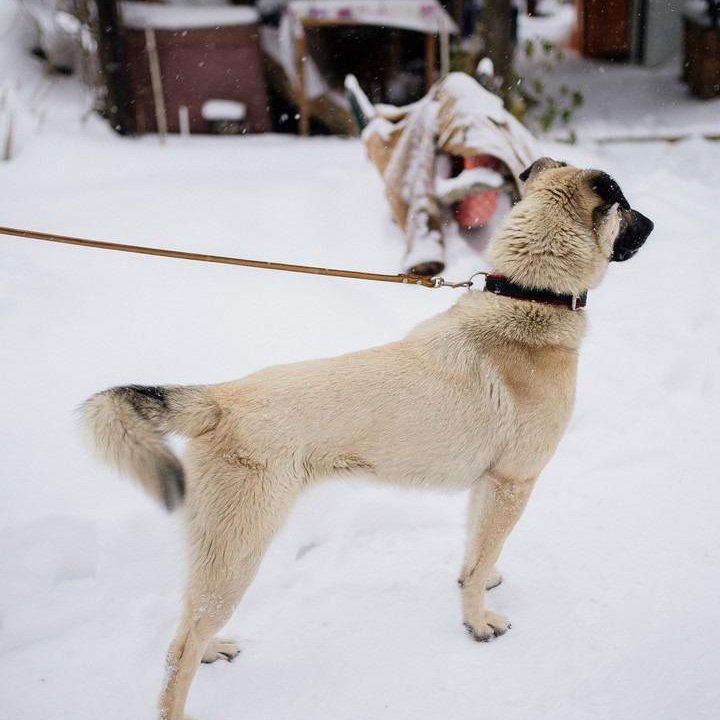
592 203 619 232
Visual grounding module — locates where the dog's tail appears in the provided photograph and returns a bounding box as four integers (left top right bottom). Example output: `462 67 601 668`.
80 384 221 511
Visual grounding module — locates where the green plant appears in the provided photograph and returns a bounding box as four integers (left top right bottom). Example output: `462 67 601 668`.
508 38 583 139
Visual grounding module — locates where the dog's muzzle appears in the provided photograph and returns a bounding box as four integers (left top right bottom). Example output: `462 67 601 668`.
611 209 654 262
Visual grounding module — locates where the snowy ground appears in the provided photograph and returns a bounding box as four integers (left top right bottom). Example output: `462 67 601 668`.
2 4 720 720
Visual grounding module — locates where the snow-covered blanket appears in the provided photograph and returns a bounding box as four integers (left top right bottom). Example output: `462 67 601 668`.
361 72 540 273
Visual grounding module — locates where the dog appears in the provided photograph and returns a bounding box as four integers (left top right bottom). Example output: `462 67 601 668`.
81 157 653 720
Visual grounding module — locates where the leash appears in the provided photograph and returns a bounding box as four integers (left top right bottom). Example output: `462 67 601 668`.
1 225 587 309
0 225 476 290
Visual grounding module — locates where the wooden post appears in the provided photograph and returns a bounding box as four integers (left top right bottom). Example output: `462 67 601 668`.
483 0 514 97
439 15 450 79
296 28 310 136
425 32 437 89
95 0 135 134
144 27 168 142
178 105 190 135
447 0 464 28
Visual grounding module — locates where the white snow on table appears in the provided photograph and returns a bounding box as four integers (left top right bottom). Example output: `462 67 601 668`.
120 1 259 30
285 0 459 35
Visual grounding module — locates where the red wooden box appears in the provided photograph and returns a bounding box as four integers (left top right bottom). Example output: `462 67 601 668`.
121 2 271 134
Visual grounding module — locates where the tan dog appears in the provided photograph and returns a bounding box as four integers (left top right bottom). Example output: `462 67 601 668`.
81 158 653 720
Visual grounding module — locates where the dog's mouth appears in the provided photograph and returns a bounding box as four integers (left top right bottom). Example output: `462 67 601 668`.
612 245 639 262
611 209 654 262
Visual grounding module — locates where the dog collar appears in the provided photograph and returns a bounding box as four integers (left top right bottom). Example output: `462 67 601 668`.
483 274 588 311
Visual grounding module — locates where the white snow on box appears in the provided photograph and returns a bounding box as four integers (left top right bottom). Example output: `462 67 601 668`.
201 100 247 122
120 1 259 30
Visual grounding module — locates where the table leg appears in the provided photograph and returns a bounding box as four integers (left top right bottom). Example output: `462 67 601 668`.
425 32 437 90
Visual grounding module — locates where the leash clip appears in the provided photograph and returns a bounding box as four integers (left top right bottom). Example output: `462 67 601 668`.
431 276 469 289
431 270 487 290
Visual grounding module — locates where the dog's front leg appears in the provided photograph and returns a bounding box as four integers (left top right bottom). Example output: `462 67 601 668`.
460 473 534 641
458 482 502 591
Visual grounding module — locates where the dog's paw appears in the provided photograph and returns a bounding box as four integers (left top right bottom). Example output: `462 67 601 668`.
463 611 511 642
201 638 240 664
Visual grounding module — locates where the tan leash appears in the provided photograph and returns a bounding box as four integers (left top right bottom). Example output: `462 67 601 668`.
0 225 477 289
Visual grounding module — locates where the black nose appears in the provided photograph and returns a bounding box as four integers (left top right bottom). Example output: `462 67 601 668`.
611 210 654 262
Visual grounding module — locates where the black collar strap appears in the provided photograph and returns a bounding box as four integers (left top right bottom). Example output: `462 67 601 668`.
483 274 588 311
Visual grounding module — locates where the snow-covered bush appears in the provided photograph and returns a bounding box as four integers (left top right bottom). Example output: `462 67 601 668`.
18 0 79 73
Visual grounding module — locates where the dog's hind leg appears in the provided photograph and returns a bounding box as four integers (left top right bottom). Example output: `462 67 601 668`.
460 473 535 642
158 465 298 720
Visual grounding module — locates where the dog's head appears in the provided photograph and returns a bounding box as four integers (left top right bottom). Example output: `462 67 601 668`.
488 158 654 295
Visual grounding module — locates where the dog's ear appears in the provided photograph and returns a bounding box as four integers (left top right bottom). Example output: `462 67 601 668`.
519 157 567 183
588 171 631 210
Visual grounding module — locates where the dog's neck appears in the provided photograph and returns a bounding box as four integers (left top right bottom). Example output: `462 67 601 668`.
486 198 608 296
482 274 588 312
409 286 587 356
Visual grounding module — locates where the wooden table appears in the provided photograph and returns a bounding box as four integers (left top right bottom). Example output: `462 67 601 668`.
284 1 457 135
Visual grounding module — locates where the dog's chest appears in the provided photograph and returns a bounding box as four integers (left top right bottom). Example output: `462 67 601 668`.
487 344 578 469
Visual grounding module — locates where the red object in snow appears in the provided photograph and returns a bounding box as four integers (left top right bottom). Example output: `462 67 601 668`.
455 155 501 228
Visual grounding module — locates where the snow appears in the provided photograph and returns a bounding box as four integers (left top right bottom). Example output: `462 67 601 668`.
1 3 720 720
435 165 506 205
285 0 459 35
120 2 260 30
201 99 247 122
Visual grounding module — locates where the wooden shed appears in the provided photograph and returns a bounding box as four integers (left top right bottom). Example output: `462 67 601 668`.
576 0 684 66
119 1 271 134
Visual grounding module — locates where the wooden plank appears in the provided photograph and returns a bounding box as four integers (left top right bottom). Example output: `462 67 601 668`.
295 30 310 135
425 32 437 89
144 27 168 142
